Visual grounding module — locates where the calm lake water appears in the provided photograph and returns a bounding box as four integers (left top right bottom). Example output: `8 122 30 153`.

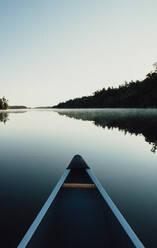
0 109 157 247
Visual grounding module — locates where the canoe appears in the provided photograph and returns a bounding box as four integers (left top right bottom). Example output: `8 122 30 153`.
17 155 144 248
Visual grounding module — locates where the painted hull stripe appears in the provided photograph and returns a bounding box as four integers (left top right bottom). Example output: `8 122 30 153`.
86 169 145 248
17 169 70 248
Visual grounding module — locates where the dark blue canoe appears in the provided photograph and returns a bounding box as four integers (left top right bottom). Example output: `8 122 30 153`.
17 155 144 248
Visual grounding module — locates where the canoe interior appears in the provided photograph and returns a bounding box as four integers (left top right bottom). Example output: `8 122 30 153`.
27 168 135 248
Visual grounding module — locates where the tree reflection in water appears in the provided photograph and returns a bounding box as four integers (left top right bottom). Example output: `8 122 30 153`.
55 109 157 153
0 110 27 125
0 112 9 124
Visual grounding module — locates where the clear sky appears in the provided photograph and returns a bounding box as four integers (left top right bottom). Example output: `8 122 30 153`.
1 0 157 107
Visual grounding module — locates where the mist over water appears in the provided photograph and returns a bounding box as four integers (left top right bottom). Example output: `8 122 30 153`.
55 108 157 153
0 109 157 247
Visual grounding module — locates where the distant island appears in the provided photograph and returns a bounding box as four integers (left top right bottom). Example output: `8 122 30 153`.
9 106 28 109
0 97 28 110
35 106 52 109
53 68 157 109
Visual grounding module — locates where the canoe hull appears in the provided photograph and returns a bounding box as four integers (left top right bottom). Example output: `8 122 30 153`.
18 155 144 248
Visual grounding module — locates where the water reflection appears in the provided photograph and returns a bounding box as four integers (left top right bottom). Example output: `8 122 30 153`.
0 112 9 123
0 109 157 247
0 110 27 125
55 109 157 153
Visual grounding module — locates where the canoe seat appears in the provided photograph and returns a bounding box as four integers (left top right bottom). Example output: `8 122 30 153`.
62 183 96 189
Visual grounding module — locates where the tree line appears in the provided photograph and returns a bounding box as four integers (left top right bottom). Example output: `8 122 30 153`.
53 67 157 108
0 97 9 110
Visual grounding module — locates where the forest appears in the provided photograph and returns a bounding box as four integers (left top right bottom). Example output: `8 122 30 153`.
53 69 157 108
